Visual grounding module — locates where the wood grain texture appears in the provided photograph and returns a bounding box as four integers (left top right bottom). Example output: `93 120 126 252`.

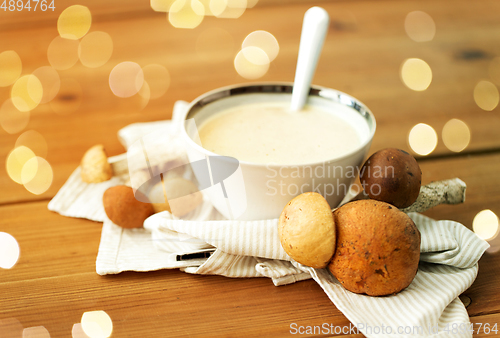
1 151 499 337
1 0 500 337
2 0 500 204
0 204 353 337
420 152 500 227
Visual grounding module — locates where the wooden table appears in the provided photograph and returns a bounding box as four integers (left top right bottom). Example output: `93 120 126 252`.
1 0 500 337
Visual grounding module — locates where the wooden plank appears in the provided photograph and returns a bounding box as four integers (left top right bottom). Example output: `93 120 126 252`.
0 201 497 336
0 271 361 337
420 152 500 227
0 202 351 336
0 201 101 283
0 155 500 325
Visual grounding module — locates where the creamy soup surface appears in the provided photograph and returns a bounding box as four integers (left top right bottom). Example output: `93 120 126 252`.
198 101 361 165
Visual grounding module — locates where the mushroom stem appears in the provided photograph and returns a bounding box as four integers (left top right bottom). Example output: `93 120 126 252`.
401 178 466 213
347 178 467 213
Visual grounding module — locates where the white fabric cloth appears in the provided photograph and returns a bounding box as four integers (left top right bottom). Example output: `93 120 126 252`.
48 101 490 338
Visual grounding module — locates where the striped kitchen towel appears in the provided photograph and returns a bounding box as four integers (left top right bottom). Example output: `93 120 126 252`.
140 211 488 338
89 198 488 337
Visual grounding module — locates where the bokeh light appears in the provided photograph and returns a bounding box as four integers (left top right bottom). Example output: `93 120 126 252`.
137 81 151 110
210 0 228 17
0 318 23 336
473 80 499 111
198 0 214 15
81 310 113 338
489 56 500 85
442 119 470 152
211 0 246 18
150 0 176 12
404 11 436 42
15 130 48 159
57 5 92 40
72 323 89 338
246 0 258 8
242 30 279 62
0 50 22 87
195 27 235 60
473 210 499 241
234 46 270 79
242 46 269 65
6 146 36 184
22 326 51 338
22 157 53 195
19 155 39 185
11 74 43 112
78 31 113 68
169 0 205 29
400 58 432 91
141 64 170 99
47 36 80 70
32 66 60 104
487 243 500 254
0 99 30 134
408 123 438 156
49 78 83 115
109 62 144 98
118 81 151 112
0 232 20 269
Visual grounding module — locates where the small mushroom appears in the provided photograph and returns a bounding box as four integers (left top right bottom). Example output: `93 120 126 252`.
278 192 336 269
80 145 113 183
360 148 422 208
103 185 154 228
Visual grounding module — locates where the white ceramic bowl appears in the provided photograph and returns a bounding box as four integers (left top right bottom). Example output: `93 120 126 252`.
181 83 376 220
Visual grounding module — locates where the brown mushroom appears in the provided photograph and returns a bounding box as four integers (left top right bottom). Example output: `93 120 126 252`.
328 199 421 296
360 148 422 208
103 185 154 228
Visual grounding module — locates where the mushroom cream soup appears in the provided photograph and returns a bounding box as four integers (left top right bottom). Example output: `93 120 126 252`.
198 101 361 165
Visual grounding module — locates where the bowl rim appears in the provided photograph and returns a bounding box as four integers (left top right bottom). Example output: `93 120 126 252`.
180 82 376 168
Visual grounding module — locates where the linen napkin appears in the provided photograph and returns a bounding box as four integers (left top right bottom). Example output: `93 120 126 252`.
48 100 490 338
144 212 488 338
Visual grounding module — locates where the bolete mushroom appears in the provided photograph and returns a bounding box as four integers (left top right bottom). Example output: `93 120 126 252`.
360 148 422 208
328 199 421 296
103 185 154 228
278 192 335 269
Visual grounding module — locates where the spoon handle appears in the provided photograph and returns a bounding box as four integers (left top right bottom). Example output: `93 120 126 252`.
290 7 330 111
